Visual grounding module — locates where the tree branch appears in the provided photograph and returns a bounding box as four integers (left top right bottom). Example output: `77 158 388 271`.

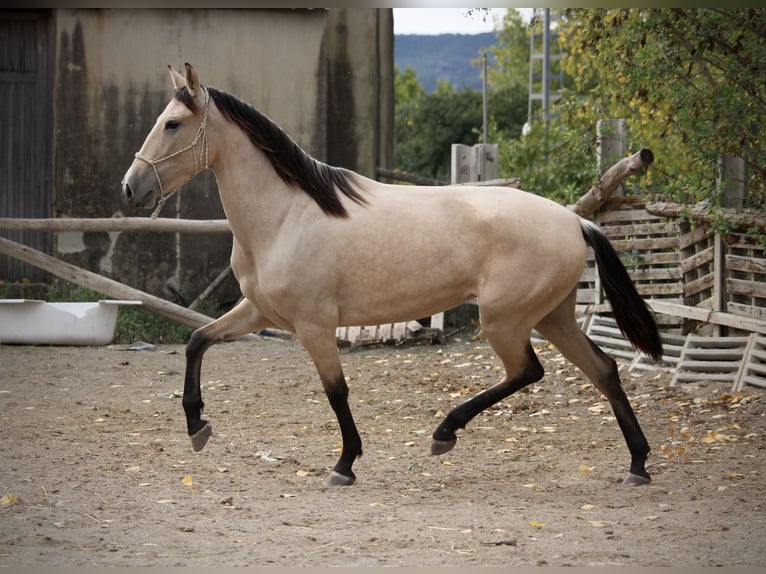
571 148 654 218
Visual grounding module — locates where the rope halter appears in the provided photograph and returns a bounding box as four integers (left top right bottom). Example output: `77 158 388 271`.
133 88 210 219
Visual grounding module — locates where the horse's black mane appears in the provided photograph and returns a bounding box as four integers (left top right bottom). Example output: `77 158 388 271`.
175 86 365 218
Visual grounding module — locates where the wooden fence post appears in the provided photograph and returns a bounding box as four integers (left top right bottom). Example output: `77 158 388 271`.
718 155 747 209
597 119 627 195
450 143 499 184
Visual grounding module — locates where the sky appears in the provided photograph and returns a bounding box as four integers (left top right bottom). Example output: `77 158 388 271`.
393 8 530 35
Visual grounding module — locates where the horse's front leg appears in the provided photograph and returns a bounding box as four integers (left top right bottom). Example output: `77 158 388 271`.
183 298 273 451
297 327 362 486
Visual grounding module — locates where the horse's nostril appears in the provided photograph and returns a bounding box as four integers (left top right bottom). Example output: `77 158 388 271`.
123 182 133 200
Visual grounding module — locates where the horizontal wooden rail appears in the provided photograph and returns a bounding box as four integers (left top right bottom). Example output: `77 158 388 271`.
0 217 231 234
648 300 766 335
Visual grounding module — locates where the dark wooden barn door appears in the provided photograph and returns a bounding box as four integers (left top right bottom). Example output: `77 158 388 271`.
0 11 52 283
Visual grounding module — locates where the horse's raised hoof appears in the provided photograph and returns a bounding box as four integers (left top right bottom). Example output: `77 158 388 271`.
323 470 355 487
622 472 651 486
431 437 457 456
190 421 212 452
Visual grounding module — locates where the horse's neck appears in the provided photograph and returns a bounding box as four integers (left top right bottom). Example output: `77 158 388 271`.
210 137 302 247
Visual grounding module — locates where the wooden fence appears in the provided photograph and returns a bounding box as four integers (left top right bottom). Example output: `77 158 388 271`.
573 196 766 392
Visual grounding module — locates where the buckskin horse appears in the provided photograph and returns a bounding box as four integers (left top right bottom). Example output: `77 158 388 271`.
121 63 662 487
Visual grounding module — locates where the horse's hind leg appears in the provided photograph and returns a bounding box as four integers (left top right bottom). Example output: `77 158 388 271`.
183 298 273 452
536 291 651 485
432 331 544 455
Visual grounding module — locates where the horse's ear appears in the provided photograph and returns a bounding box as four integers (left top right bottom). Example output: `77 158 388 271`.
184 62 200 98
168 65 186 90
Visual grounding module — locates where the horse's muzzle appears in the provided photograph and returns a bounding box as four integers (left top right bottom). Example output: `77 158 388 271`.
121 174 155 209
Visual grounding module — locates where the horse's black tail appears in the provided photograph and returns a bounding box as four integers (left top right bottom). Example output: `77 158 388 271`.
580 219 663 361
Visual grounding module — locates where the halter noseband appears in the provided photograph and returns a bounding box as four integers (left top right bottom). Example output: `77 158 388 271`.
134 88 210 219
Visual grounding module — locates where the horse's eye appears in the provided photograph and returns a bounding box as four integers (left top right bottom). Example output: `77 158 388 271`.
165 120 180 131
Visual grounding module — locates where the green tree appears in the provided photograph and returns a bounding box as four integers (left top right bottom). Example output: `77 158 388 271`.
393 59 527 182
479 8 597 201
394 65 425 104
395 79 484 181
486 8 532 94
559 8 766 208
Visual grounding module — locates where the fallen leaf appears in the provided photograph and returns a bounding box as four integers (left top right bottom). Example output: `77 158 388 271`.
701 430 733 444
578 464 595 477
529 520 545 529
181 475 193 486
0 493 19 507
296 469 310 477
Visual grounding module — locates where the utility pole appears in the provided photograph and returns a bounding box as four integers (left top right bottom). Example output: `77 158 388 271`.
527 8 563 128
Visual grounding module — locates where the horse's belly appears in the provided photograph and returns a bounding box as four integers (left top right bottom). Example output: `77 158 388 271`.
335 263 477 326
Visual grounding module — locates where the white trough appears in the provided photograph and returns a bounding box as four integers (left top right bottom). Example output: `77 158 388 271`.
0 299 142 345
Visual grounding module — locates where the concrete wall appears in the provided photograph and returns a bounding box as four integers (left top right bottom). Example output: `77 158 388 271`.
51 8 393 307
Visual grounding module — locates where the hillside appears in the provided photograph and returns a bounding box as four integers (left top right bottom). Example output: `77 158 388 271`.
394 32 498 92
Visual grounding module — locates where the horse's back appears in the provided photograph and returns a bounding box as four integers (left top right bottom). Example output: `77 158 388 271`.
329 181 588 323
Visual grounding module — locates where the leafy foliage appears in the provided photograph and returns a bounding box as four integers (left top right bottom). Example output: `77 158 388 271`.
394 66 526 182
558 8 766 207
393 9 765 209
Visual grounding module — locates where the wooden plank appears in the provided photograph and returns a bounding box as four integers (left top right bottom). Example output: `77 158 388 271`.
630 268 682 281
727 278 766 299
0 236 215 329
597 209 663 224
636 283 684 296
727 254 766 275
610 236 680 251
602 221 678 237
0 217 232 234
679 226 713 249
648 300 766 335
679 360 743 371
638 252 683 265
724 233 766 250
681 246 715 272
392 322 407 340
684 272 715 296
377 323 393 342
733 334 765 391
674 372 739 383
671 333 749 387
728 302 766 321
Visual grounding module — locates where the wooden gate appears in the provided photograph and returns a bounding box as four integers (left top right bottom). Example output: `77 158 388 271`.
0 10 52 282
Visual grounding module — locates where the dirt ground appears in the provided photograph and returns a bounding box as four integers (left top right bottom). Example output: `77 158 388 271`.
1 331 765 567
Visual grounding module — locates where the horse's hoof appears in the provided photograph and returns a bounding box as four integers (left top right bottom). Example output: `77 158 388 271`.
190 422 212 452
323 470 355 487
431 437 457 456
622 472 651 486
